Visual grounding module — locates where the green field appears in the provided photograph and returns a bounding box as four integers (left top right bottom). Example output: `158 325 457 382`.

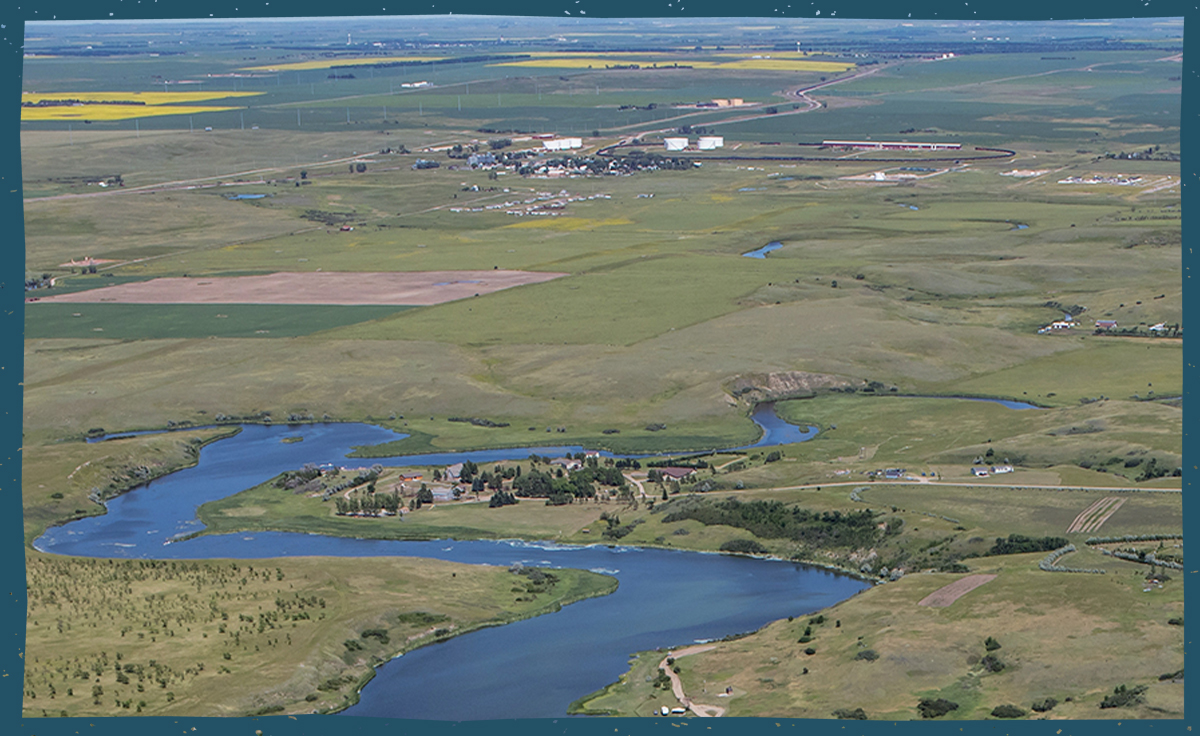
26 303 414 339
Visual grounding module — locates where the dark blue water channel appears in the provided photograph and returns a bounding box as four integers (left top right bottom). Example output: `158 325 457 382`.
38 396 1035 719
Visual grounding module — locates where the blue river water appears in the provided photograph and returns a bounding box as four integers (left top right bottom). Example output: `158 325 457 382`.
742 242 783 258
39 396 1036 719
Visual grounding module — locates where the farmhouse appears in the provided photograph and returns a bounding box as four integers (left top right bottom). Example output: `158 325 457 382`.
990 465 1014 474
972 467 990 477
658 467 695 480
1095 320 1118 330
444 462 464 481
551 458 584 472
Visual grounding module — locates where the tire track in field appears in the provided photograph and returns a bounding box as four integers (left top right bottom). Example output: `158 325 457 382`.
1082 498 1125 533
1067 497 1124 533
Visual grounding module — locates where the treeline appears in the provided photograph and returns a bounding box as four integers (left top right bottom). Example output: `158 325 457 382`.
660 497 884 548
989 534 1069 555
333 491 401 517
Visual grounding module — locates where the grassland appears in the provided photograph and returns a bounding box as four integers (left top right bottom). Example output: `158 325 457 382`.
573 556 1183 719
20 23 1182 721
22 552 615 717
25 303 414 340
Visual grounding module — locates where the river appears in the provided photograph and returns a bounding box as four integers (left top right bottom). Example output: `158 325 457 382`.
35 397 1036 719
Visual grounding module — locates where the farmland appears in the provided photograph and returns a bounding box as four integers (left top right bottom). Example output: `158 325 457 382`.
20 14 1182 721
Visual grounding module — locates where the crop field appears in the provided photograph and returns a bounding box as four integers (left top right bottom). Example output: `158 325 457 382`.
25 303 414 340
19 14 1182 722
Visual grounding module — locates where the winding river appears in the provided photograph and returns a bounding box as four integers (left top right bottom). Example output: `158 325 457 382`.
36 397 1036 719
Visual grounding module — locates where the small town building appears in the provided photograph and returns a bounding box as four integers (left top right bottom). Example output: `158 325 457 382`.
1095 320 1118 330
972 467 990 477
658 467 695 480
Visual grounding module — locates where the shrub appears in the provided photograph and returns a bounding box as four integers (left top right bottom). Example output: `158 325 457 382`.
305 694 319 702
980 655 1005 673
719 539 769 555
984 636 1001 651
855 649 879 661
804 647 816 655
917 698 959 718
360 628 390 645
832 708 868 720
991 704 1026 719
1167 617 1184 626
1031 698 1057 712
1099 684 1146 709
1158 669 1183 681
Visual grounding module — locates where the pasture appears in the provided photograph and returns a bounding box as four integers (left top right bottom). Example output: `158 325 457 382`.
20 18 1182 721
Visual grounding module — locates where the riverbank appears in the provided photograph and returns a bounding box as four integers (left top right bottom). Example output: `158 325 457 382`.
22 552 616 718
572 552 1184 719
324 571 619 715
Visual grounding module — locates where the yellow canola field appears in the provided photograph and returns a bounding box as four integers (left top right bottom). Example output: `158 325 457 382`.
21 91 262 121
492 58 854 73
241 56 446 71
22 91 262 105
22 105 246 121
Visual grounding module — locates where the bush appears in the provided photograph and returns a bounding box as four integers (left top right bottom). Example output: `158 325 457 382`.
917 698 959 718
1030 698 1057 712
804 647 816 655
990 704 1026 719
832 707 868 720
1099 684 1146 709
855 649 879 661
719 539 769 555
984 636 1001 651
980 655 1005 673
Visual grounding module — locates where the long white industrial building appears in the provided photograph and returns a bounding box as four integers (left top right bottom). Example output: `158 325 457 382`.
663 137 689 152
543 137 583 151
697 136 724 150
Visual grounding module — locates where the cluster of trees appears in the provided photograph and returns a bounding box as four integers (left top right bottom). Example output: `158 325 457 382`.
917 698 959 718
1135 457 1181 480
1099 684 1147 709
488 491 518 508
989 534 1069 555
647 457 710 470
333 491 401 517
661 497 885 548
600 513 643 540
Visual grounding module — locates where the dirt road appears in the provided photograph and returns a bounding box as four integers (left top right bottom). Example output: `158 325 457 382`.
658 645 726 717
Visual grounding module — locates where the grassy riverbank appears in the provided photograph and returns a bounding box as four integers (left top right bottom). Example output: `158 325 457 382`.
22 552 615 717
572 551 1183 720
